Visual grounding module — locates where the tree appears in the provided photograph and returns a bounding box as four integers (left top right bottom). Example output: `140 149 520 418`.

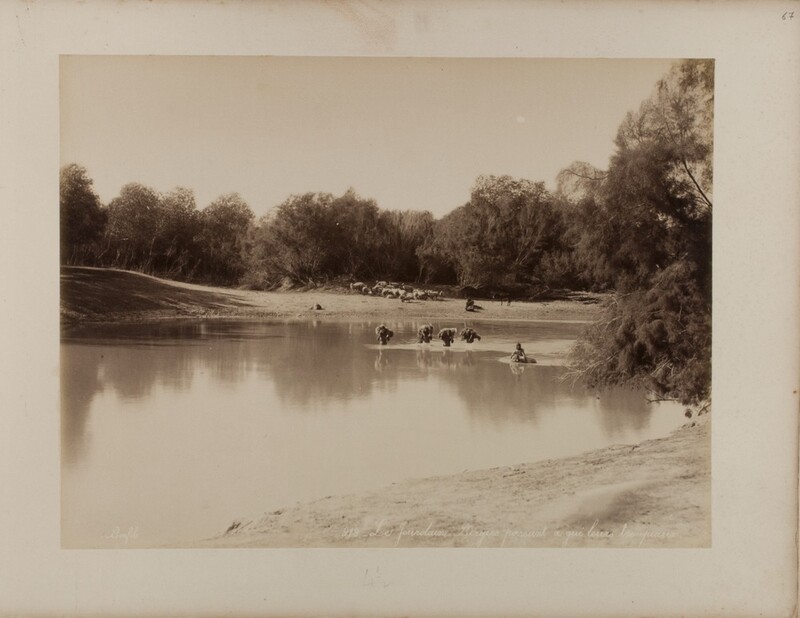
60 164 106 264
567 59 713 404
253 192 338 284
198 193 255 283
249 189 427 286
153 187 201 278
380 209 436 282
104 183 162 270
419 175 560 288
571 262 711 404
328 189 386 279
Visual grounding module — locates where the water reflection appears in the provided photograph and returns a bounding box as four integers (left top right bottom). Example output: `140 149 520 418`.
60 346 102 465
374 349 391 372
509 362 526 376
415 348 433 369
62 320 666 463
61 319 684 547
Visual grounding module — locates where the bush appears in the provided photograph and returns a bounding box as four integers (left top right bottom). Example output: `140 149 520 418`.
569 261 710 405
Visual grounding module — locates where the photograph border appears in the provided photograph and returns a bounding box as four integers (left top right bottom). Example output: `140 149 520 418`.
2 0 798 616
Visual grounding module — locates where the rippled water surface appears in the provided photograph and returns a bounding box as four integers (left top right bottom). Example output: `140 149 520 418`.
61 319 683 547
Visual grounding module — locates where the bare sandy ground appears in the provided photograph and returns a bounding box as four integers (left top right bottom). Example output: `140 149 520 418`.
201 415 710 549
60 266 603 324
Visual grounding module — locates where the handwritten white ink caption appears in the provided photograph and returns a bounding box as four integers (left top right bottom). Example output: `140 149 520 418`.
102 526 140 546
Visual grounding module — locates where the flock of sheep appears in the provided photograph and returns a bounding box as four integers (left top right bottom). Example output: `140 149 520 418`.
349 281 444 302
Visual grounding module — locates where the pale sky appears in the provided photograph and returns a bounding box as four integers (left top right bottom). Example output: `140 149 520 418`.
60 56 674 218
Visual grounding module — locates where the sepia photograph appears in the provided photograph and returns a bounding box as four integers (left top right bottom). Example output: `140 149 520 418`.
60 55 713 549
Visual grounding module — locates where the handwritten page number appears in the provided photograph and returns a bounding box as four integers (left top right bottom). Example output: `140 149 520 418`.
782 11 795 20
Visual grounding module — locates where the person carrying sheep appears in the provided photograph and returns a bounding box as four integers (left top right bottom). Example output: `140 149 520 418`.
417 324 434 343
438 327 457 347
460 327 481 344
375 324 394 345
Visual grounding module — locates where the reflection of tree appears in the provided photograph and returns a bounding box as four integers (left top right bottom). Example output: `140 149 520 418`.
438 364 570 424
260 322 390 405
62 320 661 467
61 346 102 466
593 388 650 435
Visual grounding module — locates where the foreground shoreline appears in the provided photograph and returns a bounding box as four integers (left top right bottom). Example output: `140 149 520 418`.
201 416 710 549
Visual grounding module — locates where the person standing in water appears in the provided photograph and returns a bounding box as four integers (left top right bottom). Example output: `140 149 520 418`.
375 324 394 345
417 324 434 343
460 327 481 344
438 328 457 347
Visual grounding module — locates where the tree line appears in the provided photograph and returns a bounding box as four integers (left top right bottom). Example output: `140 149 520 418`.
60 59 712 404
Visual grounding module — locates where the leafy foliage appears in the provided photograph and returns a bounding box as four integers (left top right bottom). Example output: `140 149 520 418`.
248 189 435 286
571 262 710 404
418 175 567 288
60 164 106 264
197 193 254 283
566 59 713 403
104 183 163 270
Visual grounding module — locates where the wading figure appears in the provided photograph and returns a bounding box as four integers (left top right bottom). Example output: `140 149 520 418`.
417 324 434 343
510 342 527 363
460 327 481 344
375 324 394 345
510 342 535 363
438 327 457 347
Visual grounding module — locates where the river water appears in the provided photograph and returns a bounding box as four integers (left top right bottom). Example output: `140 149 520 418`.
60 319 683 548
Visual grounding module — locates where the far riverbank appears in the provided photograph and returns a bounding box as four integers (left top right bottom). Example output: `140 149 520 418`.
60 266 604 325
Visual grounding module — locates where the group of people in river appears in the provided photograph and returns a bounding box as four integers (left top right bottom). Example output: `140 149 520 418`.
374 323 534 363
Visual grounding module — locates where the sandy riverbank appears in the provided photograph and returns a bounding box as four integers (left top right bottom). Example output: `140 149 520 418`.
201 415 710 548
60 266 603 324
